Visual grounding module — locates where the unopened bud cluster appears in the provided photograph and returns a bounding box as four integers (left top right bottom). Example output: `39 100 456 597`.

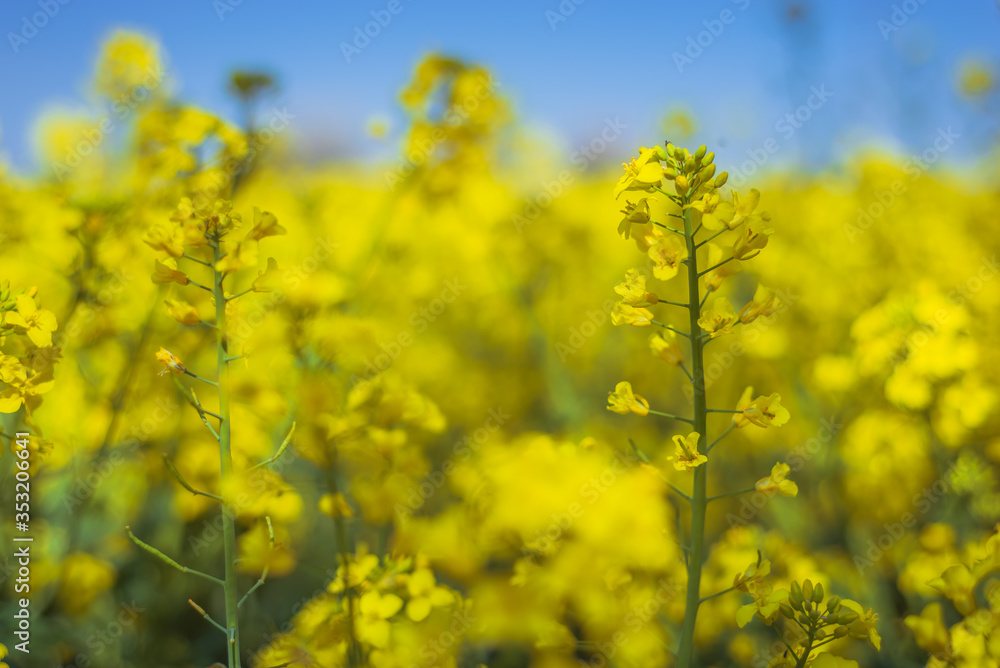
662 142 728 196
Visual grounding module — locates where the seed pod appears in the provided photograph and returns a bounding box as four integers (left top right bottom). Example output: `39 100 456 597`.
809 608 820 621
780 603 794 619
703 151 715 165
664 168 678 180
790 597 803 612
701 164 717 181
813 582 824 603
694 145 707 160
834 626 849 638
714 172 729 187
826 596 841 612
674 174 689 194
815 628 826 640
802 580 813 602
666 143 676 157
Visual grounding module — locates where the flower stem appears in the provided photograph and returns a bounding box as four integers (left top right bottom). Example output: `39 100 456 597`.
676 198 709 668
707 487 756 503
213 234 242 668
647 409 694 424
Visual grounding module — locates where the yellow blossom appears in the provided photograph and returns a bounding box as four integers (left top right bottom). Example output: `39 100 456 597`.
607 381 649 416
741 393 790 428
702 242 742 291
356 590 404 648
732 223 773 260
3 295 58 347
165 298 201 326
614 269 658 307
739 284 781 324
155 347 186 376
728 188 764 229
618 198 652 239
143 223 185 257
697 297 737 338
904 603 950 656
734 557 771 592
649 330 683 366
613 146 666 199
668 432 706 471
928 564 977 616
246 207 287 241
405 566 454 622
610 303 654 327
687 191 734 231
755 463 798 497
840 599 882 650
648 234 687 281
252 257 282 293
151 258 189 286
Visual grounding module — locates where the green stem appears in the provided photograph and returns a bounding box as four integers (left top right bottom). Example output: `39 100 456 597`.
695 227 729 249
213 234 242 668
647 409 694 424
698 256 734 277
794 632 814 668
706 423 735 452
699 586 735 604
676 197 709 668
707 487 756 503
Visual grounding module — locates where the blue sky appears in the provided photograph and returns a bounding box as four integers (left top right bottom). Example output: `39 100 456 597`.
1 0 998 174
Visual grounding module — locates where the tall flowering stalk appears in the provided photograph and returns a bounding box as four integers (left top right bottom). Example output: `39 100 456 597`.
608 144 877 667
128 199 291 668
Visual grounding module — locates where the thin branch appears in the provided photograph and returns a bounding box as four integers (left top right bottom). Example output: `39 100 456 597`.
189 599 228 634
188 279 214 293
707 423 736 452
699 586 735 604
163 454 222 501
652 221 686 236
249 422 296 471
226 355 245 363
707 408 743 414
652 320 691 339
200 319 218 329
669 483 692 502
699 290 712 310
239 517 274 607
698 256 734 277
184 369 219 387
678 362 694 382
183 253 213 267
707 487 756 503
695 228 729 249
126 526 224 586
657 299 690 309
226 288 254 302
647 409 695 425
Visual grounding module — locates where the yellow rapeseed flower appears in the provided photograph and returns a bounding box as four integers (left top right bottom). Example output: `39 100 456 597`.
755 462 798 497
607 381 649 416
668 432 706 471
